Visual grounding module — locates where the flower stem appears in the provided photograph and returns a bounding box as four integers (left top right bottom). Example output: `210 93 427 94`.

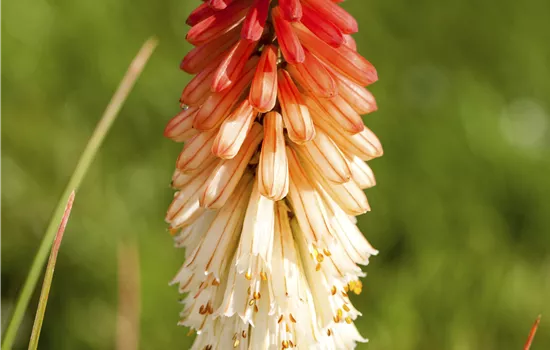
1 37 158 350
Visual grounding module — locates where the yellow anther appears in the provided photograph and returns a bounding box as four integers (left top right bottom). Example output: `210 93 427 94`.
169 228 179 236
353 280 363 294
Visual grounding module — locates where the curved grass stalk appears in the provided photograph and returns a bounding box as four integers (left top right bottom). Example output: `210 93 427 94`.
1 37 158 350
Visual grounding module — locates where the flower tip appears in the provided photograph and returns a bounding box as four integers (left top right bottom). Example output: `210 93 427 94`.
210 145 224 159
350 122 366 135
210 79 231 93
163 120 182 139
279 0 303 21
367 67 379 85
164 108 199 142
163 124 174 138
365 202 372 212
258 187 288 202
281 11 302 22
240 30 262 42
241 0 269 42
272 6 306 64
179 58 189 72
184 33 193 44
287 51 306 65
289 127 316 144
248 98 271 113
367 175 377 188
211 39 258 93
371 101 379 113
284 13 302 22
211 143 235 160
375 147 384 158
208 0 229 10
343 34 357 51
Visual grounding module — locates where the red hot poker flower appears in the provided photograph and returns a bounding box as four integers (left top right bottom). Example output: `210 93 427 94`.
165 1 383 349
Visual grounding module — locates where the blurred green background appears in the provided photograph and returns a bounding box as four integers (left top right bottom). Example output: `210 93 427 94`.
2 0 550 349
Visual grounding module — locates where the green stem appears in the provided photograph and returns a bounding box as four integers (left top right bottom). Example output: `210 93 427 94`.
1 37 158 350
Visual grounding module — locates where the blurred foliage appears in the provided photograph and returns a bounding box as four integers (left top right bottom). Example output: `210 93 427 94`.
2 0 550 349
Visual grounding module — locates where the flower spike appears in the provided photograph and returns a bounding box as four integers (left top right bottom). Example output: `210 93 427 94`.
165 1 385 348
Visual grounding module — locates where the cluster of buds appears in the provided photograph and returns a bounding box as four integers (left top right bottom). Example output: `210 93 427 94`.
164 0 383 348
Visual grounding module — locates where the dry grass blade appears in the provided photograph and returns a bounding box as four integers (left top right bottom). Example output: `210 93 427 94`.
116 238 141 350
523 315 542 350
27 191 76 350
